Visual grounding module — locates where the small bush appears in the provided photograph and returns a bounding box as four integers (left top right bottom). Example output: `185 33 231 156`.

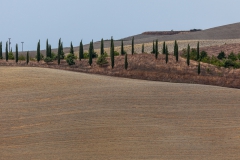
200 51 208 60
44 57 53 63
237 53 240 60
217 51 226 60
18 55 25 61
35 53 44 60
114 51 119 56
8 52 14 60
224 59 235 68
97 53 108 66
51 52 57 60
66 54 76 65
228 52 237 61
83 52 89 59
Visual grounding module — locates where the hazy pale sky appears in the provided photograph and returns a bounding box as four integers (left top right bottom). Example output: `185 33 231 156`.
1 0 240 51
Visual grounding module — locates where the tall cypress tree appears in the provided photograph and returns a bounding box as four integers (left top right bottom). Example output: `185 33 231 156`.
48 44 51 58
197 41 200 60
166 45 168 63
131 37 134 55
121 40 124 55
16 44 18 63
88 41 93 66
6 42 8 61
80 40 83 60
70 41 74 55
198 61 201 75
176 42 179 62
187 44 190 66
0 42 2 59
110 37 114 68
101 38 104 55
26 51 29 64
46 39 48 57
162 41 166 54
37 40 40 62
58 38 61 65
142 43 144 53
174 40 177 56
155 39 158 59
125 53 128 70
152 40 155 54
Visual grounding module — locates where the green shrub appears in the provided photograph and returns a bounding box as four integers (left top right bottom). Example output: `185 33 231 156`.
35 53 44 60
83 52 98 59
8 52 14 60
97 53 108 66
18 55 25 61
114 51 119 56
237 53 240 60
44 57 53 63
217 51 226 60
224 59 235 68
66 53 76 65
228 52 237 61
200 51 208 60
51 52 57 60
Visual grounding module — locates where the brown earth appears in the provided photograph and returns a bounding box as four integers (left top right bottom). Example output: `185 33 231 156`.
1 67 240 160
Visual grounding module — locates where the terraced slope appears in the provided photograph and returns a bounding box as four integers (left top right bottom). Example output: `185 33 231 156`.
1 67 240 160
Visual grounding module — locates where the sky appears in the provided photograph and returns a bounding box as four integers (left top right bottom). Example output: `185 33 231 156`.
0 0 240 51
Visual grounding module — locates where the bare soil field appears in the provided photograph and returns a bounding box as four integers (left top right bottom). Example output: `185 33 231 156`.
1 67 240 160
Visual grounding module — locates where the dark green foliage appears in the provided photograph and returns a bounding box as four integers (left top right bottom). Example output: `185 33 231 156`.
237 53 240 60
228 52 237 61
46 39 48 58
174 40 179 62
79 40 84 60
44 57 53 63
15 44 18 63
66 53 75 65
6 42 8 61
8 52 14 60
114 51 119 56
0 41 2 59
142 43 144 53
121 40 124 55
48 45 52 58
37 40 40 62
166 45 168 63
197 41 200 60
151 40 155 54
58 38 61 65
70 41 74 55
155 39 158 59
26 51 29 64
97 52 108 66
60 42 64 59
125 53 128 70
224 59 235 68
110 37 114 68
162 41 166 54
187 44 190 66
200 51 207 60
131 37 134 55
198 62 201 75
101 38 104 55
217 51 226 60
88 41 93 66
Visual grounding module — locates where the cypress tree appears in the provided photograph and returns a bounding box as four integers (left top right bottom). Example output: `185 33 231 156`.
16 44 18 63
6 42 8 61
101 38 104 55
162 41 166 54
0 42 2 59
166 45 168 63
176 43 179 62
152 40 155 54
197 41 200 60
125 53 128 70
58 38 61 65
187 44 190 66
88 41 93 66
121 40 124 55
78 40 81 60
142 43 144 53
155 39 158 59
70 41 74 55
80 40 83 60
110 37 114 68
174 40 177 56
198 61 201 75
48 44 51 58
131 37 134 55
37 40 40 62
26 51 29 64
46 39 48 57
